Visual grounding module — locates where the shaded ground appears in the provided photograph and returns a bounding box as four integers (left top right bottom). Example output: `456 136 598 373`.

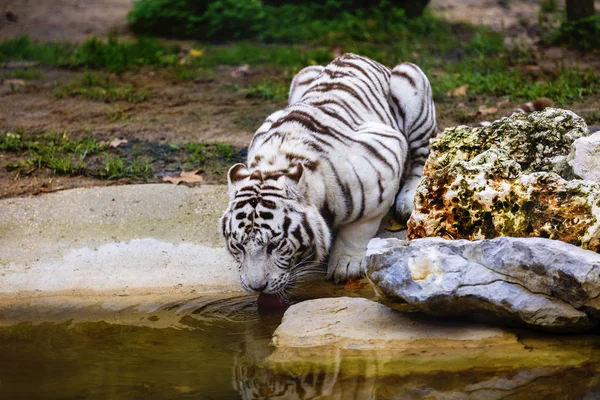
1 0 599 198
0 0 132 42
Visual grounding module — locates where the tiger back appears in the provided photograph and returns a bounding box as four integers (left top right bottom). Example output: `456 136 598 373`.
221 53 436 293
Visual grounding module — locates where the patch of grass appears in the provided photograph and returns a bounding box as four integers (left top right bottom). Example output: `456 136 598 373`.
0 36 75 65
551 14 600 50
127 0 434 44
244 80 288 101
0 132 23 151
1 68 43 80
104 105 134 121
187 42 332 68
97 153 154 180
54 71 151 104
1 131 156 180
540 0 558 13
432 55 600 104
0 33 179 73
102 154 125 178
54 73 151 103
3 132 101 176
185 142 239 167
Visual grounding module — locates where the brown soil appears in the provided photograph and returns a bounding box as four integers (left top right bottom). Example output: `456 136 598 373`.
1 0 599 199
0 0 133 42
0 66 287 198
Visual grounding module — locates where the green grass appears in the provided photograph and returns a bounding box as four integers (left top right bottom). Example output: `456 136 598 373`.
1 68 43 80
185 142 239 166
54 72 151 103
244 80 288 101
0 3 597 108
431 54 600 105
552 14 600 50
127 0 437 44
0 33 179 73
0 131 152 179
1 131 241 181
101 154 153 179
2 131 101 176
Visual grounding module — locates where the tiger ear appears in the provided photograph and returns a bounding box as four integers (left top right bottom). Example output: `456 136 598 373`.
228 163 249 185
286 163 308 199
227 163 249 200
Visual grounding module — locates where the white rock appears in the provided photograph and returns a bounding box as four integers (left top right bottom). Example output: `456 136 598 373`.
571 131 600 182
367 237 600 331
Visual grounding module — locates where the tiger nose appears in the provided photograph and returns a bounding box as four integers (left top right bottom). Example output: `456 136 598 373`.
248 281 268 292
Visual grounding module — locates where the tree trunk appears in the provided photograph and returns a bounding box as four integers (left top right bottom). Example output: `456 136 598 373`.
566 0 595 21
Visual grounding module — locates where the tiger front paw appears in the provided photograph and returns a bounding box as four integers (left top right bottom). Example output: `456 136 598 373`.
327 255 367 284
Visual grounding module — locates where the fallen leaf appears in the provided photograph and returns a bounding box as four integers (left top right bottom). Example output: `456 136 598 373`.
189 49 204 58
384 218 406 232
344 278 370 291
163 170 204 185
478 105 498 115
4 79 25 87
446 84 469 97
496 98 511 108
230 64 250 78
109 138 128 148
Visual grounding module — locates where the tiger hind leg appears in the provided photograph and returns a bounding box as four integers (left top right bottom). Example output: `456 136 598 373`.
288 65 324 105
389 62 438 222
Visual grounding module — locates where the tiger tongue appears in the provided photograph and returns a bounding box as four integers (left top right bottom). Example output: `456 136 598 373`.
257 292 287 308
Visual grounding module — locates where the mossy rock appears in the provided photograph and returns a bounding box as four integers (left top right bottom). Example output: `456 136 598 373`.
409 108 599 249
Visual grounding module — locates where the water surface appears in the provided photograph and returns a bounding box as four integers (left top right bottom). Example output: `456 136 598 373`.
1 293 600 400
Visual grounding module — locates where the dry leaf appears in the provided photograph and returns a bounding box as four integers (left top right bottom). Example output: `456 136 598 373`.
4 79 25 87
231 64 250 78
384 219 406 232
344 278 370 291
163 170 204 185
446 84 469 97
189 49 204 58
478 105 498 115
109 138 128 148
496 98 511 108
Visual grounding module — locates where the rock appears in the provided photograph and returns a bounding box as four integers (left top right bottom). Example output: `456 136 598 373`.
0 184 241 298
570 131 600 182
408 108 599 248
366 236 600 331
259 296 600 399
426 108 588 177
271 297 511 350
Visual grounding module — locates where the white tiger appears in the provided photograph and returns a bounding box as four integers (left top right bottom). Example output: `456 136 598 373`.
220 53 436 294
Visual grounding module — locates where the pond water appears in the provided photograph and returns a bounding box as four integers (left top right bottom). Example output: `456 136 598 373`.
1 293 600 400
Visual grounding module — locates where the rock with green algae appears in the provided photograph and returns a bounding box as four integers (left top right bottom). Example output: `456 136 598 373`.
428 108 588 177
407 108 599 249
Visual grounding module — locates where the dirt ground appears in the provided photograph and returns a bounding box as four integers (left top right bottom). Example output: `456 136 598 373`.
1 0 599 198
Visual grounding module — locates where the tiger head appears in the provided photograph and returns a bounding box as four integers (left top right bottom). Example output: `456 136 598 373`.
220 163 330 295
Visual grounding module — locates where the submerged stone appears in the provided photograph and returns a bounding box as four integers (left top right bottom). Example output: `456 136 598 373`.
366 236 600 331
271 297 510 350
408 108 598 248
262 296 600 399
